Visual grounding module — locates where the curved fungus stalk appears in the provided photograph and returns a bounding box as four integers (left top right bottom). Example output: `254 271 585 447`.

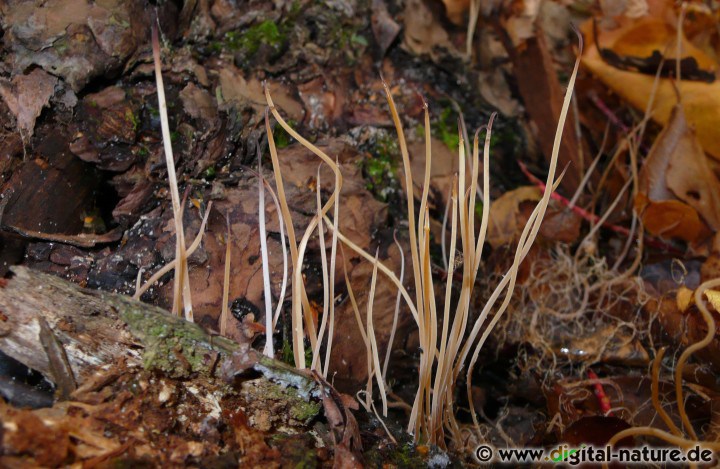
265 88 343 370
151 25 193 322
260 31 582 447
602 278 720 469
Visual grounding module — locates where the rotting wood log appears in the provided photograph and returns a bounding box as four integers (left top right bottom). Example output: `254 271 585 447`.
0 266 365 464
0 266 315 394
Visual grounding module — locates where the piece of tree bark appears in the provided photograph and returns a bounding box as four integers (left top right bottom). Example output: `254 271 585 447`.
0 266 313 391
0 266 366 461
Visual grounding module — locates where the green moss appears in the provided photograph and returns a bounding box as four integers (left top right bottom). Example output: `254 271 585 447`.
209 41 223 54
474 200 483 218
203 166 216 179
274 120 297 149
351 34 368 46
288 397 321 423
325 19 367 64
436 107 460 151
107 13 130 28
360 130 400 202
118 305 236 379
53 38 69 55
269 433 319 468
247 379 320 425
225 20 285 56
280 339 312 369
364 441 428 468
136 145 149 157
125 108 139 132
147 104 160 119
281 340 294 366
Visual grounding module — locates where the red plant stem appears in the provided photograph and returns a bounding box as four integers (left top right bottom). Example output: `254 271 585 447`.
518 161 629 236
588 91 629 134
517 161 680 253
588 91 651 153
587 369 614 416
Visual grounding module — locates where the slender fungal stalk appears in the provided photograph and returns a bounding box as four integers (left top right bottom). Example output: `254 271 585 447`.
220 212 231 337
367 250 388 416
134 202 212 299
265 87 343 368
382 231 405 381
323 159 341 376
263 33 581 443
258 147 274 358
244 166 289 332
151 24 192 321
265 108 314 368
311 167 331 373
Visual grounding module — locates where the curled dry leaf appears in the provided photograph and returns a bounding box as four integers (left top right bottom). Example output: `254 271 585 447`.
487 185 581 248
596 17 716 82
402 0 460 61
0 69 58 137
635 105 720 243
179 82 217 123
218 66 304 122
371 0 401 57
581 15 720 160
487 186 541 249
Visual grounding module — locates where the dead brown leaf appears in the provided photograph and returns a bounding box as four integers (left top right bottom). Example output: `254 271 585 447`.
218 66 304 122
0 68 58 137
487 186 541 248
408 137 459 207
499 14 584 192
581 12 720 160
402 0 460 61
180 82 217 123
371 0 401 57
635 105 720 243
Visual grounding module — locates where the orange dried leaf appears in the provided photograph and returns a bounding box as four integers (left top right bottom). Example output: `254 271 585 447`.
676 286 694 312
634 105 720 243
634 194 710 242
704 289 720 313
487 186 541 248
581 19 720 160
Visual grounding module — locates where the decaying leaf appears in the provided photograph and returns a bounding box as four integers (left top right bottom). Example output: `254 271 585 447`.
180 82 217 123
408 137 459 206
371 0 401 57
581 16 720 160
676 285 694 312
218 67 304 121
650 295 720 372
487 186 541 248
635 105 720 243
499 12 584 192
0 69 58 137
596 17 716 82
633 195 710 243
402 0 460 61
